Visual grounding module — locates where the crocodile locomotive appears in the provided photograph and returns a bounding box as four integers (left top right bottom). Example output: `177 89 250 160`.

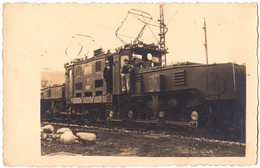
41 7 246 135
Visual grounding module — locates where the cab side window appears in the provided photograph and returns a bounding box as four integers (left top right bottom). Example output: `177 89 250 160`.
96 61 101 72
47 89 51 97
75 82 82 90
95 79 103 87
76 66 82 76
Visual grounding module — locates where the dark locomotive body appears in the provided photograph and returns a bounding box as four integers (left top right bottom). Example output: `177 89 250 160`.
41 42 246 134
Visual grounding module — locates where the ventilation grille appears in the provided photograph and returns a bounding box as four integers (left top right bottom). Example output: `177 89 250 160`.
134 74 143 83
174 70 186 86
134 74 143 93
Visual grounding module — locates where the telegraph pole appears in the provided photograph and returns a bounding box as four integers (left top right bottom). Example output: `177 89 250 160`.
203 18 208 64
158 4 168 65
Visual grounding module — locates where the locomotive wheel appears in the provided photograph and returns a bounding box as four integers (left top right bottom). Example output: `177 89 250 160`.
53 104 63 120
45 109 53 121
233 108 245 142
124 106 137 126
125 110 134 126
180 100 213 132
127 105 138 120
82 108 94 124
157 111 165 128
70 114 78 123
128 110 134 119
70 106 79 123
105 110 114 122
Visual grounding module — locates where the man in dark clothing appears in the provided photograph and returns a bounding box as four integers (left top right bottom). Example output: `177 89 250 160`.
103 60 112 94
121 59 134 93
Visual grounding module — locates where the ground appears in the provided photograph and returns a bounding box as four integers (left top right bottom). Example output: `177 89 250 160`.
41 122 245 157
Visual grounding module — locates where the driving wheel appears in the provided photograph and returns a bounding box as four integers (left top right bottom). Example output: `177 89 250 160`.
70 106 79 123
82 108 94 124
53 103 63 120
180 100 213 132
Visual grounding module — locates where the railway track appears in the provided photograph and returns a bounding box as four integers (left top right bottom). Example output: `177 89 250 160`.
41 120 246 145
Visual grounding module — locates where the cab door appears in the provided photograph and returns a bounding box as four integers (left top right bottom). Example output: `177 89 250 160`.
65 67 73 103
113 53 131 94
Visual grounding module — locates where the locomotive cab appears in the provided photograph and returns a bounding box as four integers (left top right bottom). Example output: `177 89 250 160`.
112 42 167 94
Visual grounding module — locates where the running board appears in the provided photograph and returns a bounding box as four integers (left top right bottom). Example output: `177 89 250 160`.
109 119 190 126
53 114 191 127
109 118 123 122
130 119 158 124
165 120 190 126
58 111 69 115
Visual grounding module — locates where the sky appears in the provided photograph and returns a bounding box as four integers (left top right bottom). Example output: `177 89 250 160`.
3 3 257 72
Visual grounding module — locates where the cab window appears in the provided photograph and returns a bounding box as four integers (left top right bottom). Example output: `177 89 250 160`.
95 79 103 87
132 54 143 67
76 66 82 76
75 82 82 90
95 61 101 72
67 69 72 78
47 89 51 97
84 62 92 75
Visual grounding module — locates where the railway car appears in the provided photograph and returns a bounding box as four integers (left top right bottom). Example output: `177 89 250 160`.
41 84 66 120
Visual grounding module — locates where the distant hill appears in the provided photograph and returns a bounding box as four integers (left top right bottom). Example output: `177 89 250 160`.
41 68 65 88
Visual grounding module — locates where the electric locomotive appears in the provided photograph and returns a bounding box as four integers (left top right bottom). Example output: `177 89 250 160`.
41 41 245 132
40 6 246 135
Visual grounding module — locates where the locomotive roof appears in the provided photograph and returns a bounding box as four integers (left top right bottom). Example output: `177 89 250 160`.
135 62 245 74
41 84 65 91
64 42 167 68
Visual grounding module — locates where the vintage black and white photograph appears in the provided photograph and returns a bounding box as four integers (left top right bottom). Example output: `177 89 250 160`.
3 2 258 166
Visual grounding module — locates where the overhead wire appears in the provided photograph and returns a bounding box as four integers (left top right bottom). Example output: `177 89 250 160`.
65 34 103 59
65 37 74 59
165 11 177 25
115 9 161 45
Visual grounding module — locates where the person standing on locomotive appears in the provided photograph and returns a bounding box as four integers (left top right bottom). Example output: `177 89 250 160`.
121 58 134 93
103 60 113 94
